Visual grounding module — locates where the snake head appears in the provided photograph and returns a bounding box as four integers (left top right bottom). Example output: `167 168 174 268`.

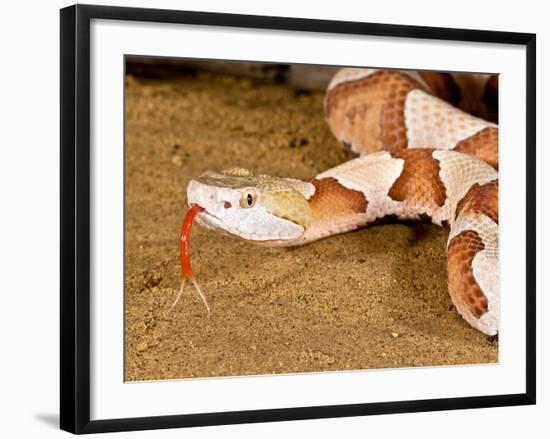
186 168 313 243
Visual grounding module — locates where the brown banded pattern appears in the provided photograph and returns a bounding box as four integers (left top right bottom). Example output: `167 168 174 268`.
454 127 499 169
446 230 489 319
308 177 368 220
388 149 447 211
325 70 427 154
455 180 499 224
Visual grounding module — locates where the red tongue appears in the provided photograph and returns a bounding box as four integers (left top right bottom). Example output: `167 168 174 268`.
169 204 211 313
179 204 204 280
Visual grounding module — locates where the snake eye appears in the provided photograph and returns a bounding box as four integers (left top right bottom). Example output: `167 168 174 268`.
240 189 257 208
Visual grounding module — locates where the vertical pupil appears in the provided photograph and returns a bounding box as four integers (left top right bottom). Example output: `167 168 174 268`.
247 194 253 205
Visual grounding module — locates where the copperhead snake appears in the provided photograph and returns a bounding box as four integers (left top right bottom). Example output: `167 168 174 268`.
185 68 499 336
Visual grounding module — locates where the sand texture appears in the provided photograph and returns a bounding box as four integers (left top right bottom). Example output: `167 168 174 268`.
124 70 497 381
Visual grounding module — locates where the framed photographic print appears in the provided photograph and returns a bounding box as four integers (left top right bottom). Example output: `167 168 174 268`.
60 4 536 434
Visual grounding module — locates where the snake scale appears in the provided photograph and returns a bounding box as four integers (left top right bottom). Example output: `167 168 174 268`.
186 68 499 336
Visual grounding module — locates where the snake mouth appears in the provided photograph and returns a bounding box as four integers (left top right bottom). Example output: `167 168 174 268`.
194 209 226 232
193 210 302 246
189 203 246 240
189 203 305 244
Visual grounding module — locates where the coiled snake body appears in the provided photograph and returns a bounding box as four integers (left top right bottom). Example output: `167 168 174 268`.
187 68 499 336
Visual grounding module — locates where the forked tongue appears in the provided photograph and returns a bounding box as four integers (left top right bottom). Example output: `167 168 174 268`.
169 204 211 313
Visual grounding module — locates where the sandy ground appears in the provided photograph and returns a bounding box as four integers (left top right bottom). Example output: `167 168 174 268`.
124 69 497 381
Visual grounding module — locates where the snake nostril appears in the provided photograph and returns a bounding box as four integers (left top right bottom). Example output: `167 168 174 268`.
224 201 232 209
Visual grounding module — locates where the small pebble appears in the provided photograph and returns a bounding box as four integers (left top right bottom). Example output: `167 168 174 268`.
171 155 183 166
136 341 148 352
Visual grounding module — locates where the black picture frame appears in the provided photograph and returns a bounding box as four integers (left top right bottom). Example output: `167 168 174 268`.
60 4 536 434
